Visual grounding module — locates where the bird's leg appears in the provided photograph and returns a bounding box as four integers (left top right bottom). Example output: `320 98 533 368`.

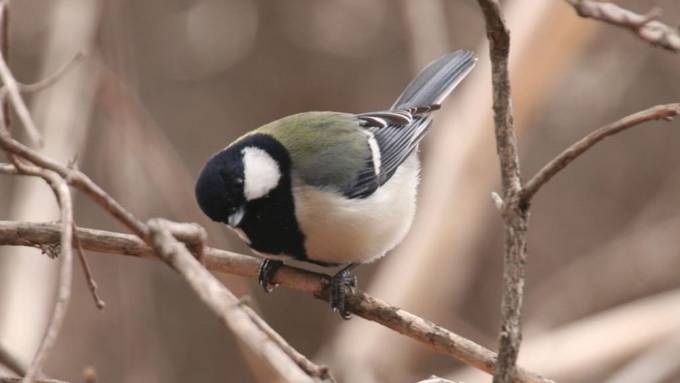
329 263 358 320
258 259 284 293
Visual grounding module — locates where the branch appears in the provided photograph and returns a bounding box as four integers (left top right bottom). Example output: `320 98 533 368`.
13 52 85 95
145 218 331 383
1 378 71 383
521 103 680 202
10 166 74 383
0 219 554 383
476 1 529 383
565 0 680 52
72 224 106 309
0 342 25 376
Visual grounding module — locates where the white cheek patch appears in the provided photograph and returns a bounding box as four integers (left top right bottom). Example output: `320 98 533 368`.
241 146 281 201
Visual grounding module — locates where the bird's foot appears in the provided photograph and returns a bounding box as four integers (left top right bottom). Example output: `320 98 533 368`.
329 264 358 320
258 259 283 293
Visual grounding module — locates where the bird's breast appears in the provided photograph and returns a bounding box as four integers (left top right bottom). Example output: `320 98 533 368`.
292 154 420 264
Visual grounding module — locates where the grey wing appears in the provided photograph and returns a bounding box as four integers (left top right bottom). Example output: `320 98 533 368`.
343 109 431 199
343 50 476 199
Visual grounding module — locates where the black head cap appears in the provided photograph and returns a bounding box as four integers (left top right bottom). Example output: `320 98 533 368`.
194 148 246 223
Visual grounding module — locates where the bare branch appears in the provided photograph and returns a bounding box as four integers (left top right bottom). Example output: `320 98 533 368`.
72 224 106 310
240 304 333 381
14 52 85 95
477 1 521 197
12 168 73 383
0 342 25 376
0 50 86 102
604 333 680 383
522 103 680 202
565 0 680 52
476 1 529 383
0 219 554 383
146 218 329 383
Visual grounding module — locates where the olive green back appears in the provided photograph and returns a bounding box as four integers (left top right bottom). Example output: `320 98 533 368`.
254 111 369 191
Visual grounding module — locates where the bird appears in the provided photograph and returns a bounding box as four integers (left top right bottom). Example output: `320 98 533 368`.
195 50 477 319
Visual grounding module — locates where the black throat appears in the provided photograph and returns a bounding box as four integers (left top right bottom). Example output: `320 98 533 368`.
234 134 307 261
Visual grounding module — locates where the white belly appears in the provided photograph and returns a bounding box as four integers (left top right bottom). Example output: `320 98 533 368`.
292 154 420 264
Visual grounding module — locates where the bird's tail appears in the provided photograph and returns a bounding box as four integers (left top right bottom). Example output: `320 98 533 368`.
392 50 477 111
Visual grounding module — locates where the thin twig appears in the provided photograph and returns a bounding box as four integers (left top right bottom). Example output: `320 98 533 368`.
476 1 529 383
0 219 554 383
72 223 105 310
564 0 680 52
15 169 73 383
241 304 334 382
15 52 85 94
521 103 680 202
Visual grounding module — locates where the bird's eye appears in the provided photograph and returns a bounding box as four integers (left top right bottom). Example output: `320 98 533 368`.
234 177 244 185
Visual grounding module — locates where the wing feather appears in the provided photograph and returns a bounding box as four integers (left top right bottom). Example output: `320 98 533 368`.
342 50 476 199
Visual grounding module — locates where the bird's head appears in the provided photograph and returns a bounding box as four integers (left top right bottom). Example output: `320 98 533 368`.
194 134 288 227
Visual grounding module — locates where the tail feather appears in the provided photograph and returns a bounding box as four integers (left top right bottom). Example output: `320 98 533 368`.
392 50 476 111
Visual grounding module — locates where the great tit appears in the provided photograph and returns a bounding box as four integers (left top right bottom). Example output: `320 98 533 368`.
195 50 477 318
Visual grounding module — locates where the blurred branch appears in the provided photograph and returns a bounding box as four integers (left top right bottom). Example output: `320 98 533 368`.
10 52 84 95
452 289 680 382
522 103 680 202
417 377 459 383
476 2 529 383
1 4 9 134
604 333 680 383
564 0 680 52
1 378 71 383
0 4 41 147
0 219 553 383
0 341 25 376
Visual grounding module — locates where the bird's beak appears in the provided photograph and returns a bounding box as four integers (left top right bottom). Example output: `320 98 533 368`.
227 206 245 227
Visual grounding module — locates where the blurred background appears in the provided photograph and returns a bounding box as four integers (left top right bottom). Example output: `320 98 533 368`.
0 0 679 382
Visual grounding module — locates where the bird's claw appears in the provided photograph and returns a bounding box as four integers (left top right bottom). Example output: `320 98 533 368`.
329 266 358 320
257 259 283 293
